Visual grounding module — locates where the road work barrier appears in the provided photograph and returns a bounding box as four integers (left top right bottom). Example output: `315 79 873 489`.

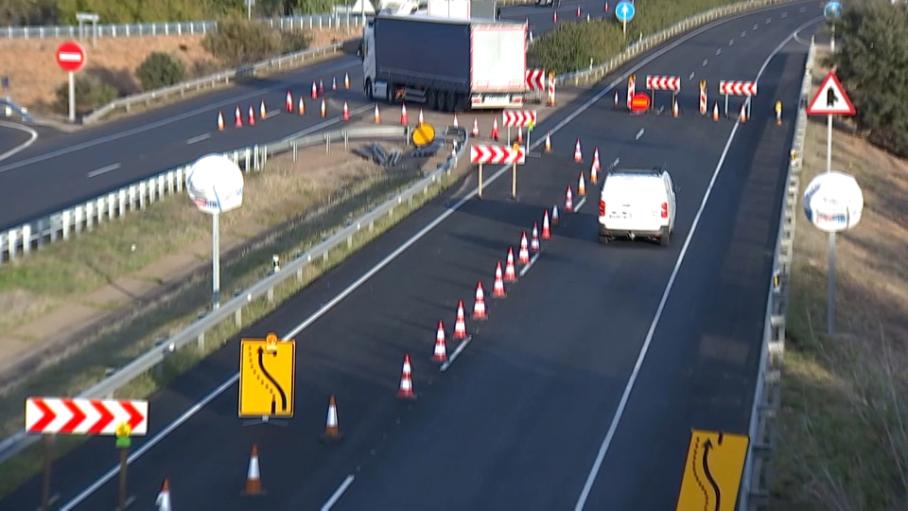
738 37 815 511
0 123 467 468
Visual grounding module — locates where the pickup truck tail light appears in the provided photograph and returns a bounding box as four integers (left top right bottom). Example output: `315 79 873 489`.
599 200 606 217
661 201 669 219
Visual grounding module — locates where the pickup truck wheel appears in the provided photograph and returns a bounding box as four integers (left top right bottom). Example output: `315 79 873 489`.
659 226 670 246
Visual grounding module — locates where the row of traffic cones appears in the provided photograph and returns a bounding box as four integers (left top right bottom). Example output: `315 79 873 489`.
707 101 750 123
219 96 355 130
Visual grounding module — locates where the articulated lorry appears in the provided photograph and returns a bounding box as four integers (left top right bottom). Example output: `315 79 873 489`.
361 15 527 111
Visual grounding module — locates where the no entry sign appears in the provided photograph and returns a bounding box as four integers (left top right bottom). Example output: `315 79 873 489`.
56 41 85 72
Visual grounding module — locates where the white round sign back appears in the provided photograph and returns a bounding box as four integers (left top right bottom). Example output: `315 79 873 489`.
803 171 863 233
186 154 244 215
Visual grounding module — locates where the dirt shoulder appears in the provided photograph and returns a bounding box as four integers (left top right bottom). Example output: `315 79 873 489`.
771 49 908 510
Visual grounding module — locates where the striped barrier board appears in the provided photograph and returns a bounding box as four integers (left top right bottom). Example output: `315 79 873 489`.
501 110 537 128
719 80 757 96
645 75 681 91
26 397 148 436
470 144 526 165
526 69 546 91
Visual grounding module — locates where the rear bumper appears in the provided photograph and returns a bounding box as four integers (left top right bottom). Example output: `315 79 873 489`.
471 93 524 109
599 225 663 239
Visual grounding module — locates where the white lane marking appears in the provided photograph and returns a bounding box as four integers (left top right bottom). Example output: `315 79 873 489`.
61 8 808 510
440 336 473 372
0 120 38 162
609 158 621 170
321 475 355 511
702 58 709 67
741 30 747 37
185 133 211 145
573 17 822 510
86 163 121 178
688 72 695 80
766 17 772 24
519 252 541 278
573 196 588 212
729 39 735 46
635 128 645 140
716 48 722 55
267 110 282 118
753 23 759 30
0 59 360 176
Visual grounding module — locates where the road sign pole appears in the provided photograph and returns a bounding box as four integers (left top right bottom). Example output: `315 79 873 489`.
826 113 835 335
117 446 129 510
478 163 483 198
830 23 835 53
724 93 728 117
41 436 53 511
68 71 75 122
212 212 220 309
511 162 517 199
622 19 626 39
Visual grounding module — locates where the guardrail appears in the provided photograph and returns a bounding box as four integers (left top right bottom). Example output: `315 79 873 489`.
0 13 365 40
82 41 349 125
0 121 467 464
739 37 815 510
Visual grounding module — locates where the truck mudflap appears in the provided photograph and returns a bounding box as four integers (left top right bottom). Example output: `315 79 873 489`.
471 93 524 109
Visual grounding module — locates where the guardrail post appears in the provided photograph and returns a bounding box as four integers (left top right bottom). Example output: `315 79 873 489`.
176 167 184 193
61 210 71 240
6 229 16 261
21 225 30 254
325 134 330 154
292 142 297 162
138 182 146 210
235 308 242 327
344 131 348 151
118 190 127 217
253 145 259 171
267 286 274 303
297 266 304 283
197 332 205 351
87 202 95 231
129 185 138 211
244 149 251 171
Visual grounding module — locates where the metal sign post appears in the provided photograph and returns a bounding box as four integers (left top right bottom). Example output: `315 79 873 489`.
212 212 220 308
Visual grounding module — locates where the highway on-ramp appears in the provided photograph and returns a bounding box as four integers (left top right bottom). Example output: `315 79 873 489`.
0 1 819 509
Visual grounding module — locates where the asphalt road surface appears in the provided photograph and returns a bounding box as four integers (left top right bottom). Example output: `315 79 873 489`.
0 1 821 509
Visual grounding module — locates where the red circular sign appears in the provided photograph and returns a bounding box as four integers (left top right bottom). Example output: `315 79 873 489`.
630 92 651 113
55 41 85 72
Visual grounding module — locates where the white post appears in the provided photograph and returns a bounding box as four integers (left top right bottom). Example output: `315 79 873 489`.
68 71 75 122
826 113 834 335
830 23 835 54
212 212 220 309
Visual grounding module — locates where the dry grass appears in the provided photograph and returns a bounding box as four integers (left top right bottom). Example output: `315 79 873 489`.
771 51 908 510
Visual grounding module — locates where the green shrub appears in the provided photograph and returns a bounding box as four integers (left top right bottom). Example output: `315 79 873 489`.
136 52 187 90
54 74 118 116
280 30 311 53
203 15 283 66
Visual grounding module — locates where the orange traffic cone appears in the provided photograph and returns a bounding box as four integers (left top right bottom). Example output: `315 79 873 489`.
576 5 581 17
319 80 325 96
321 395 343 442
311 81 318 99
542 210 551 239
574 139 582 163
453 114 459 128
332 76 337 91
530 223 540 253
432 321 447 362
243 444 263 495
553 11 558 23
285 91 293 112
552 205 560 226
593 147 600 166
374 105 381 124
234 106 243 127
298 97 305 115
591 159 599 185
397 354 416 399
259 100 267 120
565 186 574 212
155 478 171 511
472 118 479 137
493 262 506 298
578 172 587 197
518 231 530 264
739 103 748 124
418 109 425 125
217 111 225 131
712 101 720 121
400 104 408 125
343 101 350 122
247 105 256 126
505 248 518 282
321 98 327 118
454 300 467 340
472 281 487 320
545 133 552 153
491 119 500 141
614 90 620 109
344 73 350 90
672 98 679 118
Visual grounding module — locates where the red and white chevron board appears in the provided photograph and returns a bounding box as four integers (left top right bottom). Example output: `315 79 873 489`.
525 69 545 91
501 110 537 128
645 75 681 91
26 397 148 435
471 144 526 165
719 80 757 96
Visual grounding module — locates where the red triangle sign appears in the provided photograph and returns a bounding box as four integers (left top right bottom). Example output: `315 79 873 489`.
807 70 856 116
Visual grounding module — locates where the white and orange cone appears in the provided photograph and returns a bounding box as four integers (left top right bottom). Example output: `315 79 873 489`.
454 300 467 340
505 248 518 282
518 231 530 264
400 104 408 125
472 118 480 137
343 101 350 122
374 104 381 124
545 133 552 153
712 101 720 121
453 114 459 128
672 98 679 118
578 172 587 197
565 186 574 212
493 261 507 297
739 103 748 124
552 205 560 226
418 109 425 125
155 478 171 511
234 106 243 127
553 10 558 23
591 160 599 186
530 223 540 253
298 97 305 115
576 5 582 17
247 105 256 126
574 139 582 163
491 118 500 141
321 98 327 118
432 321 447 362
321 395 343 442
285 91 293 112
397 354 416 399
542 210 552 239
311 81 318 99
614 90 620 109
344 72 351 90
332 76 337 91
319 79 325 96
259 100 267 120
218 111 225 131
593 147 600 168
243 444 263 495
472 281 487 320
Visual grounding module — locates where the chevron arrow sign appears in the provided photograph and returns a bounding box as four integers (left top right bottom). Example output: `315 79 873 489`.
719 80 757 96
471 144 526 165
645 75 681 91
26 397 149 435
501 110 537 128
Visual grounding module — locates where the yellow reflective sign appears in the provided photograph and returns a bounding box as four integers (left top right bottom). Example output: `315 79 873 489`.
412 122 435 147
239 333 295 418
676 430 749 511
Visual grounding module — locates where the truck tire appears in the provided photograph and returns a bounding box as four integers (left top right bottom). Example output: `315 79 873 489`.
436 90 447 111
365 79 373 101
659 226 670 246
445 91 456 112
426 89 437 110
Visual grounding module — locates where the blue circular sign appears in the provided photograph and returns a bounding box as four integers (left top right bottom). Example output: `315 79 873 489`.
824 1 842 19
615 1 635 22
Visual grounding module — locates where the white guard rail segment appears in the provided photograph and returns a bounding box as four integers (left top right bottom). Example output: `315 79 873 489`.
0 124 467 465
0 14 365 39
738 38 814 510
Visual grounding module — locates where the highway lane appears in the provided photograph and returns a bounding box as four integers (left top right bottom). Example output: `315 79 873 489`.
0 2 815 509
0 0 602 232
0 121 37 162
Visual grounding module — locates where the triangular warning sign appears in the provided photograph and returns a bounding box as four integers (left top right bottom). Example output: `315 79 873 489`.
807 70 856 116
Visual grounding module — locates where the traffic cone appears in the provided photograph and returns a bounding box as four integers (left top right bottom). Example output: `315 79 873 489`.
493 262 506 298
218 111 225 131
516 232 529 264
453 114 459 128
432 321 447 362
553 11 558 23
472 118 479 137
574 139 582 163
418 109 425 125
593 147 600 167
321 98 327 118
545 133 552 153
672 98 679 118
530 223 540 253
285 91 293 112
374 104 381 124
343 101 350 122
542 210 552 240
155 478 171 511
591 159 599 185
472 281 487 320
454 300 467 340
247 105 256 126
739 103 747 124
505 248 518 282
259 100 267 120
321 395 343 442
243 444 263 495
614 90 620 109
565 186 574 212
400 104 408 125
604 1 609 12
319 79 325 96
397 354 416 399
298 97 305 115
578 172 586 197
552 205 560 226
311 81 318 99
344 72 350 90
491 119 500 141
576 5 581 17
234 106 243 127
332 76 337 91
712 101 719 121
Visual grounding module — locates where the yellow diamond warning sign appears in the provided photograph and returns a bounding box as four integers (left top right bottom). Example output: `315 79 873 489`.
676 430 749 511
239 333 295 418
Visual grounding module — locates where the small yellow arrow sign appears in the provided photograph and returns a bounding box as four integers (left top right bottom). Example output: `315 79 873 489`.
238 332 295 418
676 430 749 511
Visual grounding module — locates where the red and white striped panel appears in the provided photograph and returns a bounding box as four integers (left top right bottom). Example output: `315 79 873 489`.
501 110 537 128
525 69 545 91
645 75 681 92
26 397 149 436
471 144 526 165
719 80 757 96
